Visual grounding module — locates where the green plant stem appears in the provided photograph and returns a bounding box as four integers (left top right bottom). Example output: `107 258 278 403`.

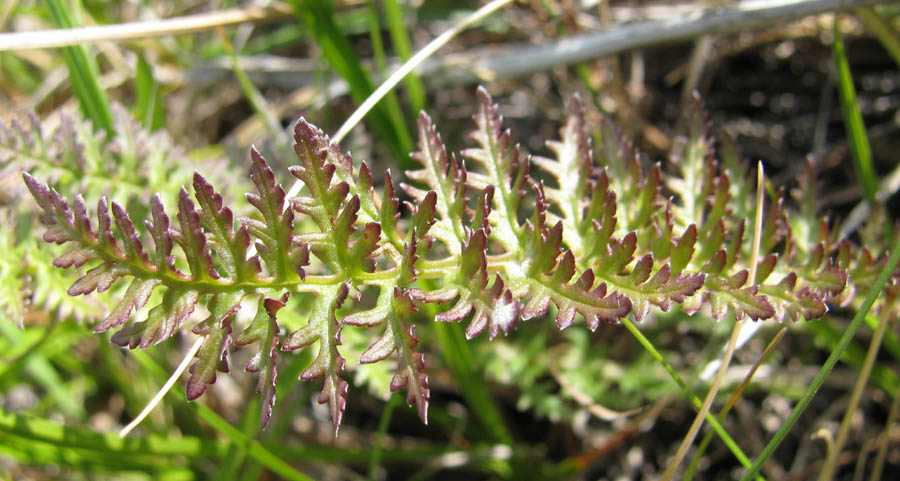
740 236 900 481
619 316 762 479
818 310 892 480
856 7 900 68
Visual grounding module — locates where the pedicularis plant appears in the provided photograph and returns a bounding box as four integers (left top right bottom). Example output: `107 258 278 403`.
20 88 900 434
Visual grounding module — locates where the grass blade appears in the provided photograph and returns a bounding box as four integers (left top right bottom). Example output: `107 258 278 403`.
329 0 512 148
45 0 114 135
217 399 260 480
870 381 900 481
287 0 412 166
218 27 292 156
0 407 226 457
804 321 900 398
661 162 767 481
369 393 400 481
135 54 164 131
0 320 84 417
684 327 788 481
0 431 192 475
365 0 411 157
817 305 891 480
833 18 877 203
237 350 312 481
432 321 513 445
856 7 900 68
620 316 762 478
383 0 426 114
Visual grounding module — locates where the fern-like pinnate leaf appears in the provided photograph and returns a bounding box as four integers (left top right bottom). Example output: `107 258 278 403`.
358 288 430 423
22 88 893 434
3 105 225 326
235 294 286 427
283 283 349 435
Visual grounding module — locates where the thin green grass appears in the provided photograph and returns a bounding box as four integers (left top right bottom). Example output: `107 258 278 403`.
218 26 293 155
432 321 513 445
129 348 313 481
0 319 84 418
661 162 767 481
818 308 891 480
365 0 412 155
45 0 114 135
368 393 400 481
0 432 194 478
684 327 789 481
804 321 900 399
856 7 900 68
383 0 426 114
235 350 312 481
739 235 900 481
817 33 891 479
0 320 60 381
288 0 413 167
0 408 226 458
620 315 764 479
833 19 878 203
217 400 260 480
0 53 41 95
870 381 900 481
864 313 900 362
134 54 164 131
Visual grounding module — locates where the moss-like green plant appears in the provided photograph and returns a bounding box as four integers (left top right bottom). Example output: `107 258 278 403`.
20 87 899 434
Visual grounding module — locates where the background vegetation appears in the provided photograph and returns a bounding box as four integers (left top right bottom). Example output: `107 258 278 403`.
1 0 900 480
